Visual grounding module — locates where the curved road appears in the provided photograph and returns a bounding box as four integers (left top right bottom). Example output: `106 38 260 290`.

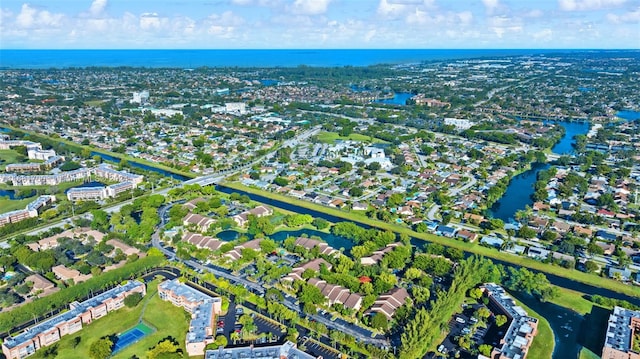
151 203 388 347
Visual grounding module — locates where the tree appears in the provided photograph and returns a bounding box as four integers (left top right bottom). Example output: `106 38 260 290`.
584 260 599 273
468 288 483 300
371 312 389 330
124 293 143 307
89 338 112 359
312 218 329 230
479 344 493 357
349 187 364 197
146 339 179 359
495 314 508 327
214 335 228 348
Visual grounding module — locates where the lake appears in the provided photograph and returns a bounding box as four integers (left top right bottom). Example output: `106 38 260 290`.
0 189 18 200
488 162 551 223
489 120 590 222
374 92 413 106
216 228 354 254
616 110 640 121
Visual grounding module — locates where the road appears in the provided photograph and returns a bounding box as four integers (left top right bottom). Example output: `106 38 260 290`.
151 202 388 347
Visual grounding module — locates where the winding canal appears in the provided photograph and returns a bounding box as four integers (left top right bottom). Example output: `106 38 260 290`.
489 121 590 222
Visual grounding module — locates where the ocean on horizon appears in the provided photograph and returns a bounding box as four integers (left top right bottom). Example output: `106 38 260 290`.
0 49 606 69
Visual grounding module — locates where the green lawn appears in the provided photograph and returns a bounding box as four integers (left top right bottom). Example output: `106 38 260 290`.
28 278 192 359
315 131 387 144
548 286 597 315
512 297 554 359
223 182 640 299
0 197 33 214
0 149 22 169
579 347 600 359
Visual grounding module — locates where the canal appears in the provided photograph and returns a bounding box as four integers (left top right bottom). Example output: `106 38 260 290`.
217 183 640 359
489 121 590 222
90 151 192 181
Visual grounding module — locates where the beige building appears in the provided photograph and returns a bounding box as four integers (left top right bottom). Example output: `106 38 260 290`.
2 281 145 359
158 279 222 357
602 306 640 359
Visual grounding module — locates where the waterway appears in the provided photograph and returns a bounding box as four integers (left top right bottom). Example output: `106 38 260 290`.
90 151 191 181
216 184 640 305
217 228 354 253
489 120 590 222
374 92 413 106
216 183 640 358
616 110 640 121
0 189 19 199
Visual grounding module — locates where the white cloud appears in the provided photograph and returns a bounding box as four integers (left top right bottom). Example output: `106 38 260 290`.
532 28 553 41
291 0 332 15
15 4 64 29
89 0 108 17
482 0 499 12
524 9 544 18
607 7 640 23
559 0 626 11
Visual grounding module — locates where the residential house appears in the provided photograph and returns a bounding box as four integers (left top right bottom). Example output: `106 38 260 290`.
366 287 410 320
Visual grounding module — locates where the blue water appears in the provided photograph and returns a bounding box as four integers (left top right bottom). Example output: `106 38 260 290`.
375 92 413 106
616 110 640 121
0 49 579 69
217 228 354 253
550 121 590 155
490 120 590 222
91 152 191 181
0 189 18 199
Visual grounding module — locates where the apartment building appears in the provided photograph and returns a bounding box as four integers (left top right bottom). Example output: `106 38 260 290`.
205 341 317 359
2 281 145 359
482 283 538 359
602 306 640 359
0 195 55 228
158 279 222 357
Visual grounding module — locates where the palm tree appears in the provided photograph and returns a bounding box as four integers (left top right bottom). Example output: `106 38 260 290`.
230 331 240 344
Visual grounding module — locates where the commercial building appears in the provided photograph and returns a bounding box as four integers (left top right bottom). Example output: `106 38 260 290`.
602 306 640 359
1 281 145 359
205 341 317 359
482 283 538 359
158 279 222 357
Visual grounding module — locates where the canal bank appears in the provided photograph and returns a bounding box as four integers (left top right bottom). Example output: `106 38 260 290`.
0 126 194 181
489 120 590 222
217 182 640 304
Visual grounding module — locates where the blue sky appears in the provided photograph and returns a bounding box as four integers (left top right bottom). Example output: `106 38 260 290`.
1 0 638 49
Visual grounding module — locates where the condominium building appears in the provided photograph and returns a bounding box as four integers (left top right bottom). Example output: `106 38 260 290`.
482 283 538 359
602 306 640 359
0 195 55 228
1 281 145 359
158 279 222 357
205 341 317 359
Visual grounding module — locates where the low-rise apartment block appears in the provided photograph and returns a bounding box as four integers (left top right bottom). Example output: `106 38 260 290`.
158 279 222 357
0 195 55 228
482 283 538 359
1 280 145 359
205 340 317 359
602 306 640 359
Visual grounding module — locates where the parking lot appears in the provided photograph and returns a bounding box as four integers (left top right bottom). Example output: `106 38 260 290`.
437 305 490 358
300 336 341 359
220 301 285 346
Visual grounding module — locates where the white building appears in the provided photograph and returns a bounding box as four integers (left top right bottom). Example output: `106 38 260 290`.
224 102 246 115
444 118 473 131
132 90 149 105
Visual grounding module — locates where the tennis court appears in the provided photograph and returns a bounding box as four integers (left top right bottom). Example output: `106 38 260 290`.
112 322 154 353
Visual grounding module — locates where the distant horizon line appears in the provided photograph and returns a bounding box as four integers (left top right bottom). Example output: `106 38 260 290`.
1 48 639 51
